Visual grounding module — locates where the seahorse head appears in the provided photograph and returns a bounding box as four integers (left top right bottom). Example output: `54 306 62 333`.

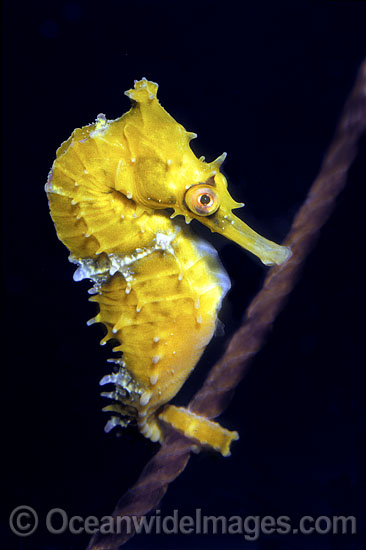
122 79 291 266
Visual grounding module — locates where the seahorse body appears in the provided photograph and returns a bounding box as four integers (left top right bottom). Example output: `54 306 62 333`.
46 79 290 456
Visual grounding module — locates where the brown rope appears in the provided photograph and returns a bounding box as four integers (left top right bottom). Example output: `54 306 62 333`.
87 58 366 550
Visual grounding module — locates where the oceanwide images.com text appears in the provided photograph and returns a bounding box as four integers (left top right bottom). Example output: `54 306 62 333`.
9 506 357 541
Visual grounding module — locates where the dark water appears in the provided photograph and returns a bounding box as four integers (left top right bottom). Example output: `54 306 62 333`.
2 1 365 549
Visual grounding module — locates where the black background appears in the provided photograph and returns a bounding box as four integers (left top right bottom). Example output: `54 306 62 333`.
2 1 366 549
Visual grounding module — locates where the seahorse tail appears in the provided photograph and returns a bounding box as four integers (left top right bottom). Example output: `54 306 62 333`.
158 405 239 456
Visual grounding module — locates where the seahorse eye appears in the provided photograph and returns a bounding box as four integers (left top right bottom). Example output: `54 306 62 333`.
199 194 211 205
185 185 219 216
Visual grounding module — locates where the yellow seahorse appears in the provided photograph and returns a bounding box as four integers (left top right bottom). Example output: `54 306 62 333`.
45 78 290 457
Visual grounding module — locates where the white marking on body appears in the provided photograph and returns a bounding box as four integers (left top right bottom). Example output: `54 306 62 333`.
140 423 150 435
140 391 152 406
150 427 161 442
150 374 158 385
104 417 119 433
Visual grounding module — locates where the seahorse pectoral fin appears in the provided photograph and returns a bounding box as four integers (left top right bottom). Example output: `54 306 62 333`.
158 405 239 457
202 211 291 266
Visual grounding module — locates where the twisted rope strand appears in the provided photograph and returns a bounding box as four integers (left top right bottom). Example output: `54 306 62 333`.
88 58 366 550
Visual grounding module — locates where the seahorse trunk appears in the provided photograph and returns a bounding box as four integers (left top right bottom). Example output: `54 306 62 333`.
83 220 232 444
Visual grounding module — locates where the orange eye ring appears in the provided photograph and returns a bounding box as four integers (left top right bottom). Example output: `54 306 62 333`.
184 185 219 216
